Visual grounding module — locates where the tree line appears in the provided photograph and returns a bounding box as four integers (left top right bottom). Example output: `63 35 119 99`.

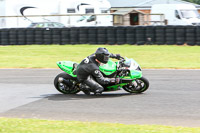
183 0 200 4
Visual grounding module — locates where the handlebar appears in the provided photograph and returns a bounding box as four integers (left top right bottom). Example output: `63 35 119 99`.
118 57 131 68
119 57 125 63
117 58 126 69
119 56 125 60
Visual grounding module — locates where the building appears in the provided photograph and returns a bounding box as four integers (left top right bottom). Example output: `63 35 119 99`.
108 0 200 25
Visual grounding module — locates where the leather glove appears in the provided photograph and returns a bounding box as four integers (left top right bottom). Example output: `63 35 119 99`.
115 54 121 60
110 78 116 84
115 78 121 84
110 78 121 84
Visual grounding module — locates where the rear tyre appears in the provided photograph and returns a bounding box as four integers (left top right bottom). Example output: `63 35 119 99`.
123 77 149 93
54 72 80 94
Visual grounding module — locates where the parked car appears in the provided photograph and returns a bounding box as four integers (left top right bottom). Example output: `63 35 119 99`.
28 22 66 28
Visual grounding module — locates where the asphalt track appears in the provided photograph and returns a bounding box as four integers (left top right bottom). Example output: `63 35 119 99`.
0 69 200 127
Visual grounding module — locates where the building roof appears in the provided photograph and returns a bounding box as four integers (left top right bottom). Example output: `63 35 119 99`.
108 0 199 8
111 8 146 15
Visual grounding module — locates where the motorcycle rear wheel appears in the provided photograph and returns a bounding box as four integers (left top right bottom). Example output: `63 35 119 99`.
54 72 80 94
123 77 149 93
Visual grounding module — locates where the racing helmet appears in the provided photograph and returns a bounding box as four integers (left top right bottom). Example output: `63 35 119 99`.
95 47 110 64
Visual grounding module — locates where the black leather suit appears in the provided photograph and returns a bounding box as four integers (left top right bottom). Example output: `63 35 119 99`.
76 53 117 92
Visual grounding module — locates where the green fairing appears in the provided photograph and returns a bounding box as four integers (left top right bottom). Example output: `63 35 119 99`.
99 60 117 75
129 70 142 79
56 61 77 77
56 59 117 78
106 83 128 90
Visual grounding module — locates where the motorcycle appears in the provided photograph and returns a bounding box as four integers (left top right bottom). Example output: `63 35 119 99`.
54 57 149 95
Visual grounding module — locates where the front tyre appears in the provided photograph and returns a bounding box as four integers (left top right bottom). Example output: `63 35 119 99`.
54 72 80 94
123 77 149 93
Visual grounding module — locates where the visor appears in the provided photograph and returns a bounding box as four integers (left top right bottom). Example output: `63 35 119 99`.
103 55 109 63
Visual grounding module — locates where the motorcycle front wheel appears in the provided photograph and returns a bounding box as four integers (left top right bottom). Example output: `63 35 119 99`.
54 72 80 94
123 77 149 93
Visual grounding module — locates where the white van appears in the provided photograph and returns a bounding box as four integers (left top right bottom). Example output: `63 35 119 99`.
59 0 112 26
151 4 200 25
0 0 112 28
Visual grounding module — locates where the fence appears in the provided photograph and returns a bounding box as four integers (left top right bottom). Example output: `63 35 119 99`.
0 26 200 45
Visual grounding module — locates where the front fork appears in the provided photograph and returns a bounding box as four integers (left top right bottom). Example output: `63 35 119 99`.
127 79 143 89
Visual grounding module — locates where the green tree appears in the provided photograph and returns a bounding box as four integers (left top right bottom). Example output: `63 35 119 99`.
183 0 200 4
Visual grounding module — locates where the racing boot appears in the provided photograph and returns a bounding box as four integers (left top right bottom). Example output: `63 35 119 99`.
80 83 91 95
82 89 91 95
94 86 104 95
82 76 104 95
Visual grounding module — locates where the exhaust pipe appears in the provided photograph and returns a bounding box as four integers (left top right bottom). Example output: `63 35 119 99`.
58 77 73 86
58 77 64 83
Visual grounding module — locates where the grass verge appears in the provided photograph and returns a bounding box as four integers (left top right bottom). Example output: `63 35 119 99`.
0 45 200 69
0 118 200 133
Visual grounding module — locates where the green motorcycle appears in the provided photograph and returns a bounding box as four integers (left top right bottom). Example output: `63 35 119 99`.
54 57 149 94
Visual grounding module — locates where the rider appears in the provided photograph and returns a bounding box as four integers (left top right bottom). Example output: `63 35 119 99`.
76 47 122 95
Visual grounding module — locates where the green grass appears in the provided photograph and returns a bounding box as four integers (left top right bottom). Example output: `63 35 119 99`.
0 45 200 69
0 45 200 132
0 118 199 133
